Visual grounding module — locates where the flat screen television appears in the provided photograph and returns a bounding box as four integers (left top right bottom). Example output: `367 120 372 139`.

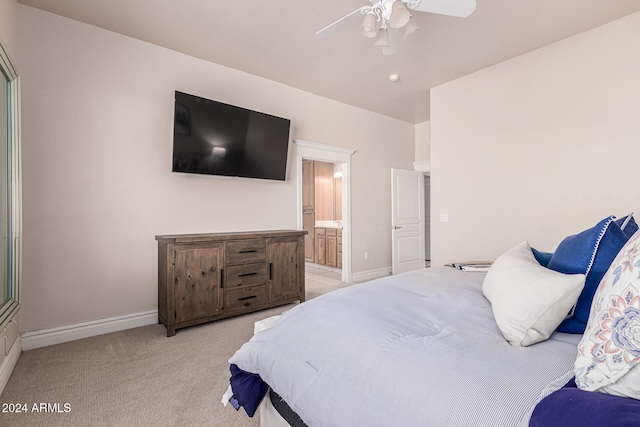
172 91 291 181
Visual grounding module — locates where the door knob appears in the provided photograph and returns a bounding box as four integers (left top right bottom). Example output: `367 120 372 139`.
392 225 402 229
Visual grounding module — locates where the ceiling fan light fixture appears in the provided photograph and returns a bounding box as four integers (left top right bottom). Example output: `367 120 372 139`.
403 15 419 39
359 13 378 38
315 0 476 55
374 28 390 47
388 0 411 29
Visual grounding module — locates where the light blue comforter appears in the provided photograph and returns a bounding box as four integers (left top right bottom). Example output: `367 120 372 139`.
229 267 581 426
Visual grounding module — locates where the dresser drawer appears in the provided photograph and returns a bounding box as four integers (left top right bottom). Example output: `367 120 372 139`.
225 285 266 313
225 263 266 288
225 240 266 265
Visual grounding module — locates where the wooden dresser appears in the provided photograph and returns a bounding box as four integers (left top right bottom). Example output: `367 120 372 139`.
156 230 306 336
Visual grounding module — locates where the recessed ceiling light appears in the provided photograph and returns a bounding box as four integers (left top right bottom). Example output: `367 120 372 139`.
388 73 400 82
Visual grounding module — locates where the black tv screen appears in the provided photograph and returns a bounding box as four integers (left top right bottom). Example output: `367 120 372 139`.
172 91 291 181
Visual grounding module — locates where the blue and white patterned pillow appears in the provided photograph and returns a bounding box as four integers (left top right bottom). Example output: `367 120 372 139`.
575 231 640 399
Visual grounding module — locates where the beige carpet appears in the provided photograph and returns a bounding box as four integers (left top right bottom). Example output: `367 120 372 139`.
0 271 351 427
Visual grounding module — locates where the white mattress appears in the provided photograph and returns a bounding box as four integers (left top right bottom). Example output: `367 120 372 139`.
229 267 581 426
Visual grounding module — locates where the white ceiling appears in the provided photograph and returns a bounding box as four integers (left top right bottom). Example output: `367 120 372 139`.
18 0 640 124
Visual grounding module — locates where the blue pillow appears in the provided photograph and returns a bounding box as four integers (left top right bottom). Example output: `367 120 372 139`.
531 247 553 267
547 214 638 334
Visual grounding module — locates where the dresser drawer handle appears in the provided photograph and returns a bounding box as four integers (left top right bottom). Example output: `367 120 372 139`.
239 250 258 254
238 272 258 277
238 295 257 301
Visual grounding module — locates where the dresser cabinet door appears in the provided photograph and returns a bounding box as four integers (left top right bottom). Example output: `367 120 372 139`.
267 237 304 303
175 244 223 323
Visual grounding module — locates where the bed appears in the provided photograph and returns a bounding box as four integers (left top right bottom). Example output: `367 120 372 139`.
224 214 640 426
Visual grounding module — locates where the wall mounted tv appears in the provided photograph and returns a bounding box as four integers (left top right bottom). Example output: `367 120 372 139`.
172 91 291 181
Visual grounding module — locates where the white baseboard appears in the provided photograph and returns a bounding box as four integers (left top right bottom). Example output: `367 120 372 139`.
352 267 392 283
0 335 21 396
21 310 158 351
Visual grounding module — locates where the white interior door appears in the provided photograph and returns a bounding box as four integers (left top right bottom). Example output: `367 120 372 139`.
391 169 425 274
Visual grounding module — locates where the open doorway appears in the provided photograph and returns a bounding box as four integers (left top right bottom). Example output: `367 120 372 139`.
295 140 355 284
389 166 430 274
302 160 343 281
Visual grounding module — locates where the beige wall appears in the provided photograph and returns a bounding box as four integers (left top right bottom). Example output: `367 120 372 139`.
18 6 414 332
415 120 430 162
0 0 18 62
430 12 640 266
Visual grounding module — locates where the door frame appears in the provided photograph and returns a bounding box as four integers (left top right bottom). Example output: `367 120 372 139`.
295 140 356 283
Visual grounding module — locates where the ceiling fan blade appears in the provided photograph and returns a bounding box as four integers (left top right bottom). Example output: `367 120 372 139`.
316 7 367 39
409 0 476 18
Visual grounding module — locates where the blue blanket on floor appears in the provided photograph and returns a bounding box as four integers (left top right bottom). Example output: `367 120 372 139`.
228 363 269 417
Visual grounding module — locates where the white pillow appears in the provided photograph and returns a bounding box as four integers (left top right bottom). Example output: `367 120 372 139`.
482 241 585 347
575 231 640 399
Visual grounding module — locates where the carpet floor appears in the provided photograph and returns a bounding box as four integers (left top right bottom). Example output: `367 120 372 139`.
0 270 350 427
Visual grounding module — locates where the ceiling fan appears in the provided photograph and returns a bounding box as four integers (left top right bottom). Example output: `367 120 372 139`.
316 0 477 55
